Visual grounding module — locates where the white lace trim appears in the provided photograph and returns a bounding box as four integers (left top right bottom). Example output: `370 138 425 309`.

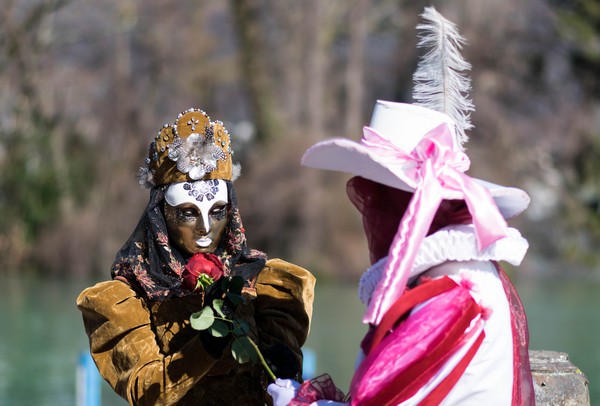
358 224 528 305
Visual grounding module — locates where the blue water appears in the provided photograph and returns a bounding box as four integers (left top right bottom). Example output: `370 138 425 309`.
0 273 597 405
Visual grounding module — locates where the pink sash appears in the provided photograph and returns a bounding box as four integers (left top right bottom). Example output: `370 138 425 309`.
291 265 534 405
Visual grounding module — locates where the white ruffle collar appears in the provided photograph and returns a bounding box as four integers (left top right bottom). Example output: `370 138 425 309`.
358 224 529 305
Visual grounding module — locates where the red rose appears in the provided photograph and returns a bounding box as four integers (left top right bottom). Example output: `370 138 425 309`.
181 253 224 292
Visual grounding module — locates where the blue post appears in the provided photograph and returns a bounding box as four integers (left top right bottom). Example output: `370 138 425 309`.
302 347 317 380
77 351 101 406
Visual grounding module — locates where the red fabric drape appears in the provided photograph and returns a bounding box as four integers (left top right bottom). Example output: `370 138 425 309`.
496 263 535 406
347 177 472 264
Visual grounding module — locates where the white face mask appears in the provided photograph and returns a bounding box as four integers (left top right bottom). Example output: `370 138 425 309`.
166 180 228 225
165 180 229 253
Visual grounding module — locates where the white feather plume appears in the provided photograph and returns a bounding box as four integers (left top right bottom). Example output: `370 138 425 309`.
412 6 474 150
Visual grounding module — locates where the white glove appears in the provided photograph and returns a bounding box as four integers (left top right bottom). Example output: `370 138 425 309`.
267 378 302 406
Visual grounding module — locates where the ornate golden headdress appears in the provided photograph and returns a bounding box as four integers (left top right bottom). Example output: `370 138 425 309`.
138 108 239 187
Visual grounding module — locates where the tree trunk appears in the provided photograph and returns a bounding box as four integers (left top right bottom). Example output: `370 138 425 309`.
344 0 369 135
304 0 326 139
229 0 280 144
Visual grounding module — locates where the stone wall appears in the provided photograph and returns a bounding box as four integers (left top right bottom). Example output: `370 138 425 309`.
531 350 590 405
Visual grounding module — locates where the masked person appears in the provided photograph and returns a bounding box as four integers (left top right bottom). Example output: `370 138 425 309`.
77 108 315 405
268 7 534 406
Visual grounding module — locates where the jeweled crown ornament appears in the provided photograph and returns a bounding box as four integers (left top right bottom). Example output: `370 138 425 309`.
138 108 238 187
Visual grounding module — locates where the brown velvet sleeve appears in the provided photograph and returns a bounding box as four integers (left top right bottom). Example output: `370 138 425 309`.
255 258 316 376
76 280 218 406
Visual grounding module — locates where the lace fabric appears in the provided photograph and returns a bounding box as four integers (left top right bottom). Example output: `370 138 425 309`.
358 224 529 305
289 374 346 406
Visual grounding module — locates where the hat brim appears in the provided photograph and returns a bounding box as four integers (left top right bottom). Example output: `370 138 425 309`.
302 138 530 219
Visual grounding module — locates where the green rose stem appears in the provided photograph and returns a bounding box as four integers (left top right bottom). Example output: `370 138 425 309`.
214 316 277 382
242 336 277 382
190 276 277 383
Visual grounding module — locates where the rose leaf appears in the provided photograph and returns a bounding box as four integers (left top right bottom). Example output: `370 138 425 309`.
212 299 227 318
209 319 231 337
231 337 257 364
232 319 250 336
190 306 215 331
226 292 246 306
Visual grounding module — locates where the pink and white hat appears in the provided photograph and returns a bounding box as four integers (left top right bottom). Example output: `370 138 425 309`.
302 100 529 219
302 100 530 325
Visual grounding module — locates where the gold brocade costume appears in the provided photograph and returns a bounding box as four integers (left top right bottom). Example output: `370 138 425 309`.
77 259 315 406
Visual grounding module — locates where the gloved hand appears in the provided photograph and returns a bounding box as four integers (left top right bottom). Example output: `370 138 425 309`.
267 378 301 406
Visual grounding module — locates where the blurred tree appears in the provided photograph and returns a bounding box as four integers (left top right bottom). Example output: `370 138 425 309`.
554 0 600 96
229 0 281 143
0 0 96 271
2 0 600 277
550 0 600 264
344 0 369 135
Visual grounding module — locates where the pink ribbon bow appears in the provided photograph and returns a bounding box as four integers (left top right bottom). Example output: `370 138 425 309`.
361 123 508 325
